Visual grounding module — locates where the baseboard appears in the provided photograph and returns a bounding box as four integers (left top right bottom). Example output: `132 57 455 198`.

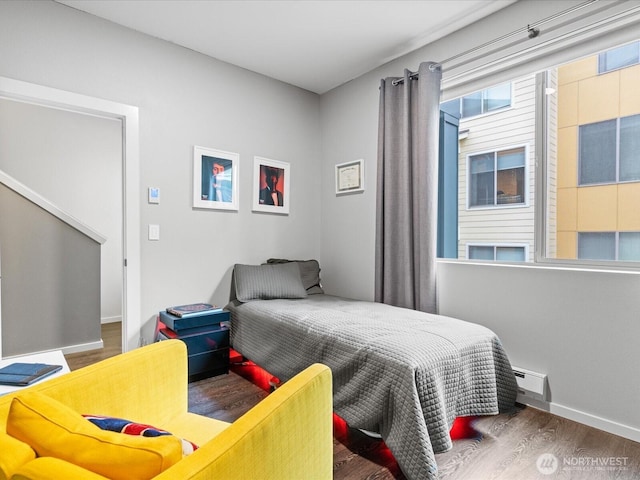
519 397 640 444
101 315 122 324
1 340 104 359
60 340 104 355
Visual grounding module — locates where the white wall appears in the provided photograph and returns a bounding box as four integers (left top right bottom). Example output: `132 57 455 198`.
0 0 322 342
319 1 640 440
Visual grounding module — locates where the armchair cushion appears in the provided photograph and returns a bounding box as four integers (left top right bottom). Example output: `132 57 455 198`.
7 392 182 480
10 457 110 480
0 433 35 480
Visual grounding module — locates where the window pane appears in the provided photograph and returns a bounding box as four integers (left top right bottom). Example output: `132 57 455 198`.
484 83 511 112
470 153 494 173
462 91 482 118
469 246 494 260
497 148 525 170
578 232 616 260
470 154 494 207
441 99 460 118
579 120 616 184
496 247 526 261
471 172 494 206
599 42 640 72
619 232 640 261
620 114 640 182
496 148 525 204
497 167 524 204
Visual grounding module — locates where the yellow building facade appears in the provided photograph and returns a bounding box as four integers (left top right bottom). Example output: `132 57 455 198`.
556 50 640 260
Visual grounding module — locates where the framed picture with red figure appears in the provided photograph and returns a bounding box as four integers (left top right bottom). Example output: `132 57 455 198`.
252 156 290 215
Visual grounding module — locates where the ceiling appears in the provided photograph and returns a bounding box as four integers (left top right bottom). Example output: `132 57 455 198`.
55 0 516 94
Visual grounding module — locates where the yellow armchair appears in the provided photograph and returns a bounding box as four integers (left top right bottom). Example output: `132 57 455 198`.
0 340 333 480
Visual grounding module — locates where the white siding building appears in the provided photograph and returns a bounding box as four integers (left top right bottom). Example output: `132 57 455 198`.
448 75 538 261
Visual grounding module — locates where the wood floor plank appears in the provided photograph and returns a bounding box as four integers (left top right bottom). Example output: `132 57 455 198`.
65 323 640 479
189 372 268 422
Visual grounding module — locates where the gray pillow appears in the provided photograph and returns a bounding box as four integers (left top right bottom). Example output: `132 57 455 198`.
265 258 324 294
234 263 308 302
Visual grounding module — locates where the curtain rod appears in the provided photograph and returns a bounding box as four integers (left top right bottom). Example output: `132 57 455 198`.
437 0 598 67
392 0 599 85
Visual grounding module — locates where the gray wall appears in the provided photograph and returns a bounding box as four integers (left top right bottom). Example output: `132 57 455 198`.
437 262 640 435
319 1 640 439
0 0 322 342
0 184 101 356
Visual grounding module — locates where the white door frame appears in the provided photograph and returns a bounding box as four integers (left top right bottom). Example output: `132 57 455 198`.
0 76 141 353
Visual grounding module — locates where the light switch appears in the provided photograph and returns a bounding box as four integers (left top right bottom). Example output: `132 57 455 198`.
148 224 160 241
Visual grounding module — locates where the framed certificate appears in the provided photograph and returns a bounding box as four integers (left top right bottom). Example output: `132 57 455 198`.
335 159 364 195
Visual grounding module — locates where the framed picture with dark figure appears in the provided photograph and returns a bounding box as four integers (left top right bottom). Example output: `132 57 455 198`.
252 156 290 214
193 146 239 211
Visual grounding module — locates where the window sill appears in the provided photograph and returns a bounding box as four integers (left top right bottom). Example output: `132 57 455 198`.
437 258 640 275
466 203 529 211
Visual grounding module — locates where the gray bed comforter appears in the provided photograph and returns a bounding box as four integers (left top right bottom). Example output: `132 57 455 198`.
226 295 517 480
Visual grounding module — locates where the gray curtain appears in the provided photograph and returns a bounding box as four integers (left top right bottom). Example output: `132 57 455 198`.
375 62 442 313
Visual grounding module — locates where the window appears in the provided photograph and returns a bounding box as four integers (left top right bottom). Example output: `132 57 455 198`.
578 232 640 261
577 232 615 260
436 36 640 266
598 41 640 73
484 83 512 112
468 245 527 262
620 115 640 182
469 147 526 208
579 114 640 185
441 82 511 119
620 232 640 261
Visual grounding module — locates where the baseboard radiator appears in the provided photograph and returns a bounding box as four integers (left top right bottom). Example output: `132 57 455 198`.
512 366 547 403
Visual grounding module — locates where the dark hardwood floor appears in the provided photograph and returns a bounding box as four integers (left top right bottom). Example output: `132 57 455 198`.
65 323 640 479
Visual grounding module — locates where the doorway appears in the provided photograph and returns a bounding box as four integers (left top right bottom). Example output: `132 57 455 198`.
0 76 140 354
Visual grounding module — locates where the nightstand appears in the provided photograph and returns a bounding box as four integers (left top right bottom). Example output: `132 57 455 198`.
157 310 230 382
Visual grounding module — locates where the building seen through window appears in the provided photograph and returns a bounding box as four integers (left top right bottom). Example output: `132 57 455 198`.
439 39 640 264
552 40 640 263
598 40 640 74
441 82 512 119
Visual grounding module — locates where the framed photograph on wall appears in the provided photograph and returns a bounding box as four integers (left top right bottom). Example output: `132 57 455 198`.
335 159 364 195
192 146 239 210
252 156 290 215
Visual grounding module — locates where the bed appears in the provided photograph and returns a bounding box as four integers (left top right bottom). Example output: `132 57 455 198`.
226 261 518 480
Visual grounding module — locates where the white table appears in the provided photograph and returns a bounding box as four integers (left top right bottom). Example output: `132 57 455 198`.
0 350 70 396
